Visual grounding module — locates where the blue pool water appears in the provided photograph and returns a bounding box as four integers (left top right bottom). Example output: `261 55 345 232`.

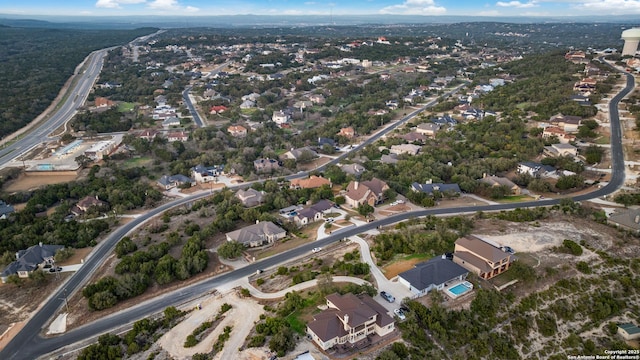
447 281 473 297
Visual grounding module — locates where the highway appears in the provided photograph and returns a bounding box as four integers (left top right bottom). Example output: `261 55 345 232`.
0 64 634 359
0 49 107 167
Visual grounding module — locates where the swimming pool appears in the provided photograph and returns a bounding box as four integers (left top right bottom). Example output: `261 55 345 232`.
445 281 473 298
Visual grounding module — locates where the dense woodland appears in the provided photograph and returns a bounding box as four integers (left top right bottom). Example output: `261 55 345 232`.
0 26 155 139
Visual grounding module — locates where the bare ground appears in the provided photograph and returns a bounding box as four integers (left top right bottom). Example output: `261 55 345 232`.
3 172 78 192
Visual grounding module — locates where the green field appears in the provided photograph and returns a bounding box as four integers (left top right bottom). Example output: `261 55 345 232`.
118 102 136 112
497 195 535 203
123 157 153 168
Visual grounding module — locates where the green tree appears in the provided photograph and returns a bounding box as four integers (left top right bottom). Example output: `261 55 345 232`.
217 241 245 259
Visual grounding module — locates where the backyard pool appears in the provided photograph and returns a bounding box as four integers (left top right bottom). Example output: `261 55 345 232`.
445 281 473 298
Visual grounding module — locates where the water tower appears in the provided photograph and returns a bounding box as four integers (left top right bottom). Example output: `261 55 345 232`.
621 28 640 56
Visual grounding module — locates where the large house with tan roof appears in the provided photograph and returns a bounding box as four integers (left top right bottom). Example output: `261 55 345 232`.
453 235 513 280
344 178 389 208
227 125 247 138
225 221 286 248
307 293 395 351
290 175 332 189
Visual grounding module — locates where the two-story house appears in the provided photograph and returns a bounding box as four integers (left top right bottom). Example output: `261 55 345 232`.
307 293 395 351
344 178 389 208
453 235 513 280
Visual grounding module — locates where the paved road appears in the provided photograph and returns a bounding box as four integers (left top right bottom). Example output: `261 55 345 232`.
0 66 633 359
182 62 231 128
0 30 162 169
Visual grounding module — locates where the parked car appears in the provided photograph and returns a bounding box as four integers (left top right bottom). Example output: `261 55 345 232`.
393 308 406 320
380 291 395 303
48 266 62 273
312 247 322 253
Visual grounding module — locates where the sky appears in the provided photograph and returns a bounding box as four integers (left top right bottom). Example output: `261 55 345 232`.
2 0 640 17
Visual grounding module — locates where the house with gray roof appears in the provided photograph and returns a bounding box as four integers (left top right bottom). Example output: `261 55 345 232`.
411 182 461 197
307 293 395 351
225 221 286 248
0 200 15 219
398 256 468 297
157 174 195 190
294 208 321 226
1 243 64 283
617 323 640 341
236 188 264 208
608 208 640 234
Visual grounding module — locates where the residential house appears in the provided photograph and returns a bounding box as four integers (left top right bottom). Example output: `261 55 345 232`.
398 256 469 297
608 208 640 234
0 200 15 219
272 110 291 125
235 188 264 208
209 105 228 114
617 323 640 341
191 165 223 183
415 123 441 137
1 243 64 283
340 163 366 177
166 131 189 142
162 116 181 128
453 235 513 280
294 208 322 226
227 125 248 138
138 129 158 141
479 175 521 195
239 100 256 109
380 154 399 164
254 158 281 173
290 175 332 189
241 93 261 102
310 199 334 214
94 97 115 108
338 127 356 139
280 147 318 162
517 162 556 178
225 221 286 248
549 114 582 133
307 293 395 351
344 178 389 208
544 143 578 157
542 126 576 144
71 195 108 216
398 132 427 144
308 94 325 104
390 144 421 156
317 137 336 148
157 174 195 190
411 182 461 197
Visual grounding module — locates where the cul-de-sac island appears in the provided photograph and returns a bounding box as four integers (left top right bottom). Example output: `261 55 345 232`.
1 8 640 360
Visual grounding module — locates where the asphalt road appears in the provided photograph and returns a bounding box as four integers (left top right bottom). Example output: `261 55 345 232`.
0 66 633 359
0 49 107 167
182 62 231 128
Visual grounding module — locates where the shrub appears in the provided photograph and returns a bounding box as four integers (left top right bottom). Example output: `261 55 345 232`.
576 261 591 274
560 239 583 256
256 278 265 286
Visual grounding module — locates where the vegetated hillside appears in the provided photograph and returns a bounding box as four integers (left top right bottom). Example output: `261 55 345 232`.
0 26 156 139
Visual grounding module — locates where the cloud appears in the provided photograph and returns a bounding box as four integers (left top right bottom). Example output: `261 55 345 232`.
580 0 640 13
379 0 446 15
496 1 538 8
95 0 146 9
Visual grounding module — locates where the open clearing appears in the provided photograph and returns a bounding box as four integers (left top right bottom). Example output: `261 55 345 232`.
3 172 78 192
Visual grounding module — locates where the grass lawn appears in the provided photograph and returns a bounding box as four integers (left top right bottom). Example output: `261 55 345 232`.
123 156 153 168
497 195 535 203
382 253 432 279
286 312 307 334
594 136 611 145
118 102 136 112
254 235 314 260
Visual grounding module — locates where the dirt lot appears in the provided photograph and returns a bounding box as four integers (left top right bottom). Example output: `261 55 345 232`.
3 171 78 192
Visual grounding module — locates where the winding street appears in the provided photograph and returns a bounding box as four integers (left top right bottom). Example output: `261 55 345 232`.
0 58 634 359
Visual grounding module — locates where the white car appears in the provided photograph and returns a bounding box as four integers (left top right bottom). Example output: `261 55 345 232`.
312 247 322 253
393 308 406 320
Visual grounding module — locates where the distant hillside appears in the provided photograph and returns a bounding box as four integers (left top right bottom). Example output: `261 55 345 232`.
0 27 156 140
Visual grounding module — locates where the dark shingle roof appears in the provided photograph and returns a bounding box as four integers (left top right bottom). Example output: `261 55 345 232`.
399 257 468 291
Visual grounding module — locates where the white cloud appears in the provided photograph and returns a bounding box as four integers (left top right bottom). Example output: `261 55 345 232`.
496 1 538 8
580 0 640 13
95 0 145 9
379 0 446 15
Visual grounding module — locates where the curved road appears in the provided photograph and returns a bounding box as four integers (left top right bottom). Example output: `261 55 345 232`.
0 66 633 359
